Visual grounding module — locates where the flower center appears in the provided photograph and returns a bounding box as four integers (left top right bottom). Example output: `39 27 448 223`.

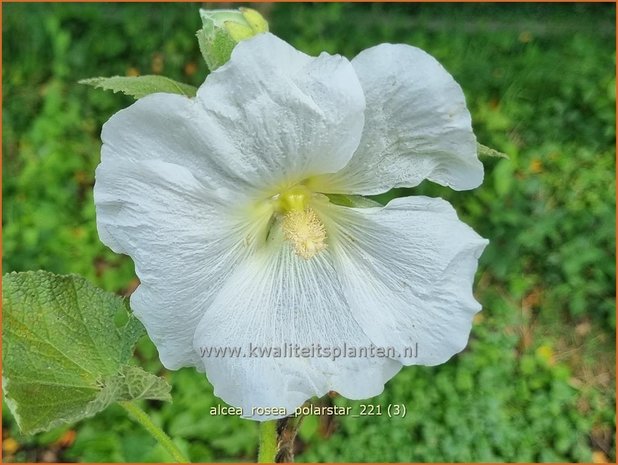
276 186 327 260
282 209 327 260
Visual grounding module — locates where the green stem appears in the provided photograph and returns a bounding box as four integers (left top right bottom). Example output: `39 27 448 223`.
120 401 190 463
257 420 278 463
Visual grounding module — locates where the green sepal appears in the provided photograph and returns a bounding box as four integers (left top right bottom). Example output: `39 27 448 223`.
326 194 382 208
477 142 509 159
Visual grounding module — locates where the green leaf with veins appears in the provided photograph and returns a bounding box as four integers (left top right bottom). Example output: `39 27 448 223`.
79 75 197 99
2 271 171 435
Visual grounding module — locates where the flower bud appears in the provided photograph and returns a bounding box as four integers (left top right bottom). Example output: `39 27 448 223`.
196 8 269 71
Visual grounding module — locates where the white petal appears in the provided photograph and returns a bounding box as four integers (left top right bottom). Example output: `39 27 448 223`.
101 34 365 198
101 93 250 202
94 159 250 369
315 44 483 194
323 196 488 365
193 230 401 420
196 33 366 191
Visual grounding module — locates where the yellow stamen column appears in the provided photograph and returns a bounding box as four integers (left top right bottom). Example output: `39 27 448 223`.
276 186 328 260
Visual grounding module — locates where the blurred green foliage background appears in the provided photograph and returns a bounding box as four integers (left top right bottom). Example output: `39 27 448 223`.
3 2 615 463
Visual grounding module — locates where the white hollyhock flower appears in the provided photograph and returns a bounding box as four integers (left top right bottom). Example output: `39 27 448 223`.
95 33 488 420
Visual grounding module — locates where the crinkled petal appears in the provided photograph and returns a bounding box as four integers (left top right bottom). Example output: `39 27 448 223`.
101 93 251 202
101 33 365 198
94 159 251 369
196 33 366 191
193 230 401 420
323 196 488 365
314 44 483 194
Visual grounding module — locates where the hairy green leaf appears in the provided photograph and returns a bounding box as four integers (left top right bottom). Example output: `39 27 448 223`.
2 271 171 435
79 75 197 99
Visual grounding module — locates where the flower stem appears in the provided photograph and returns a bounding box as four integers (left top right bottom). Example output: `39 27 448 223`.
120 401 190 463
257 420 278 463
274 415 304 463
